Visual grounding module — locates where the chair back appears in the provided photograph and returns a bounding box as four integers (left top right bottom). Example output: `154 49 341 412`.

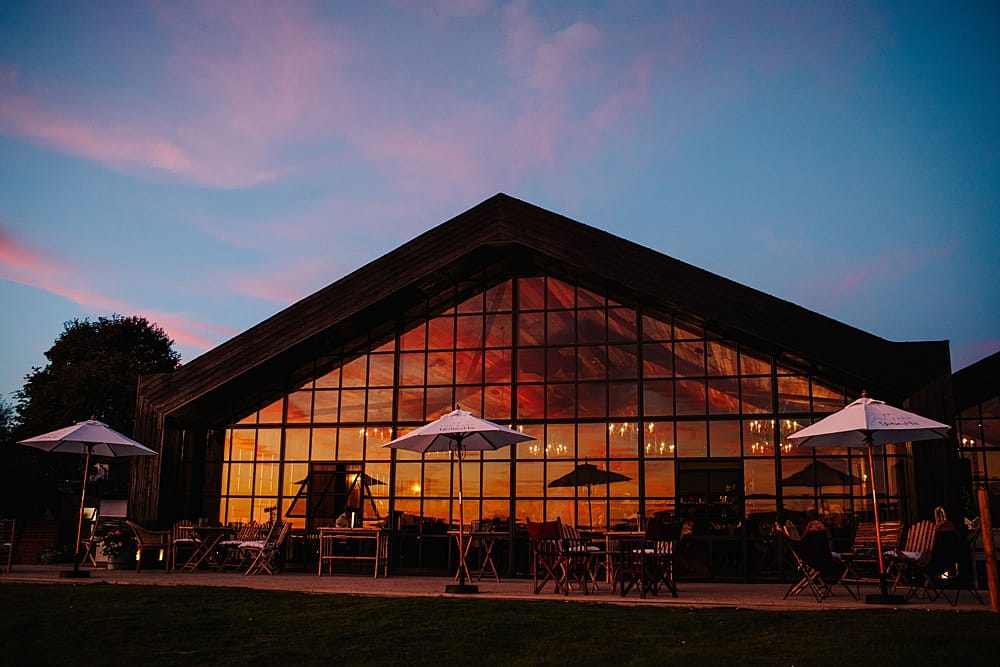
923 522 961 577
795 526 841 575
172 520 196 541
526 519 562 542
903 520 935 555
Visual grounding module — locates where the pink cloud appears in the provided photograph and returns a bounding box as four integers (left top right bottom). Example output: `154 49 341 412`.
0 228 233 353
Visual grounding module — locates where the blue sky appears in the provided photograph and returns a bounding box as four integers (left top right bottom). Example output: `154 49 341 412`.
1 1 997 403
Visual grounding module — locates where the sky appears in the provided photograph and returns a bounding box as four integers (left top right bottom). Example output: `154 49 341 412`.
1 1 997 404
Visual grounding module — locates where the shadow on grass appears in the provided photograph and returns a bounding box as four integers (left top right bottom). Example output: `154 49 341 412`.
0 583 997 665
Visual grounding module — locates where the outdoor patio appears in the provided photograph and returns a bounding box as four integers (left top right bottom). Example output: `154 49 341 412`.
1 564 991 612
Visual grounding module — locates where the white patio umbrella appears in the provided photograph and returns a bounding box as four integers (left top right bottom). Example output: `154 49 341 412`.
383 407 534 593
787 393 950 604
18 419 157 578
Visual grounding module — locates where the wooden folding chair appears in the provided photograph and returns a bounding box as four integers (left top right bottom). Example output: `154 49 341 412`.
243 521 291 575
779 522 858 602
526 519 568 594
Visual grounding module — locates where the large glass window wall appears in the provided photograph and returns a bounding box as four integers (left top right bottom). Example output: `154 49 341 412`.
212 274 907 576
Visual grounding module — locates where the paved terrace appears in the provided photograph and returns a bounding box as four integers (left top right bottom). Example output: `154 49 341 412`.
1 565 993 612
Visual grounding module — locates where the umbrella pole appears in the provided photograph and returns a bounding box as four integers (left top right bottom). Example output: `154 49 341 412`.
67 447 91 578
587 484 593 529
446 441 477 594
864 436 903 604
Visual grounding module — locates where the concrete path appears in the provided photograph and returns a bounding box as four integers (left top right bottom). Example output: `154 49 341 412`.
2 564 992 612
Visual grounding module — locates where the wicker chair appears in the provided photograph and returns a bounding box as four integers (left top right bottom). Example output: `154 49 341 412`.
125 520 172 573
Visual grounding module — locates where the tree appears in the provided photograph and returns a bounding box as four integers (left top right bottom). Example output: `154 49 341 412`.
7 315 181 517
15 314 181 439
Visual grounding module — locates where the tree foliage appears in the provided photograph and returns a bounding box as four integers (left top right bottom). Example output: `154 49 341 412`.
14 314 181 439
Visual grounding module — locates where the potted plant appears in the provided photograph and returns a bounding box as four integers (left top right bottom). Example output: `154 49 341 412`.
100 528 137 569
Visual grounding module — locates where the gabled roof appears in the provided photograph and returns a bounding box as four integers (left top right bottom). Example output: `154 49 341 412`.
953 350 1000 411
139 193 949 423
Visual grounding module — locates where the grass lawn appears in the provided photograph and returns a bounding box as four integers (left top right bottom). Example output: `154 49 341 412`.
1 583 997 665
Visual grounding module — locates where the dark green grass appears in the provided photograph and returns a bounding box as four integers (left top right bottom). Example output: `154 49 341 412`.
1 583 997 665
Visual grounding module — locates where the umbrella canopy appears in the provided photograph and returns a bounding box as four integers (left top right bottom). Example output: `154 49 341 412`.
548 462 631 529
787 394 950 603
382 408 533 454
18 420 157 457
781 460 859 489
383 408 534 593
18 419 157 577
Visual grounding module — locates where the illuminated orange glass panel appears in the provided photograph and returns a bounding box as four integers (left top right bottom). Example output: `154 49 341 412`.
455 386 483 415
484 313 512 347
812 382 845 414
740 351 770 375
368 354 395 386
676 421 707 457
744 459 776 496
254 463 279 496
315 367 339 389
229 429 256 461
483 462 516 498
485 280 512 312
427 316 454 350
426 351 453 385
707 378 740 414
423 461 452 496
313 391 338 422
338 427 364 460
225 497 252 524
676 379 706 415
228 463 253 494
341 356 367 387
517 348 545 382
709 420 741 457
400 323 426 351
518 277 545 310
578 383 607 418
546 424 575 459
777 375 810 413
394 462 422 496
515 461 545 497
259 398 283 424
518 312 544 346
609 381 638 417
644 460 675 496
743 419 774 456
312 428 336 459
706 341 738 376
399 352 425 386
642 314 672 341
577 285 604 308
366 388 393 421
457 291 483 313
577 309 605 344
423 499 452 523
544 347 573 381
455 350 483 385
643 380 674 416
284 428 309 460
578 345 607 380
547 277 575 309
675 342 705 377
644 421 675 458
256 429 280 461
455 315 483 349
674 322 701 339
483 385 511 420
546 384 575 419
516 384 545 420
425 387 453 418
607 308 636 343
286 392 312 423
608 345 638 380
742 377 772 414
547 310 574 345
643 342 673 377
482 498 510 521
608 421 638 457
339 389 365 422
484 349 512 383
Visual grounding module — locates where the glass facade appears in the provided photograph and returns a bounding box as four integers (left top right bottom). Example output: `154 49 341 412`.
958 394 1000 515
207 275 912 577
